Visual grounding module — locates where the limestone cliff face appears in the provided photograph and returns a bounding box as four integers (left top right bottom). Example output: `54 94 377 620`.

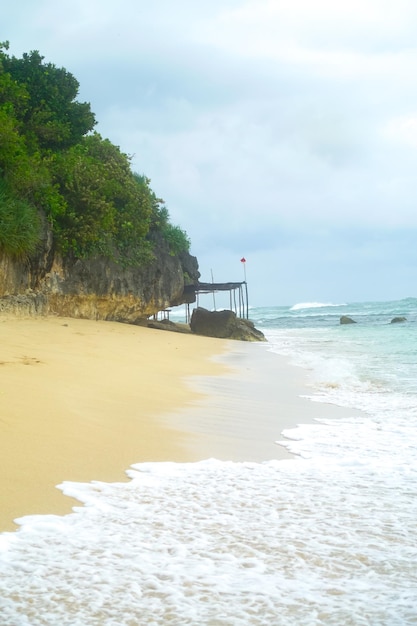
0 221 199 322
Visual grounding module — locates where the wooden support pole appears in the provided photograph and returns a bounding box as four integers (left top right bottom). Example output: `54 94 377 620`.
244 281 249 318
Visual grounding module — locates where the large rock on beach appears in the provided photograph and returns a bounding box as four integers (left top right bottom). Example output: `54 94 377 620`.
190 307 266 341
390 316 407 324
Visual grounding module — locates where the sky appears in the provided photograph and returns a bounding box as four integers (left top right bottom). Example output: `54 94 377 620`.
3 0 417 306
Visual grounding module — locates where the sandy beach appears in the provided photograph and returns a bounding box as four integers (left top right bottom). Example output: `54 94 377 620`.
0 315 354 533
0 316 228 531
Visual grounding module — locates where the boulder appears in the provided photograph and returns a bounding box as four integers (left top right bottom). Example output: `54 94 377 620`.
190 307 266 341
390 316 407 324
340 315 356 324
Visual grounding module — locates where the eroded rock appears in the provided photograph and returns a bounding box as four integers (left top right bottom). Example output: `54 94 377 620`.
190 307 266 341
0 219 200 322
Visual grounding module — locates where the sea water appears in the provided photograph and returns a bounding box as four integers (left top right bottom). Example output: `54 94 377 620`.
1 298 417 625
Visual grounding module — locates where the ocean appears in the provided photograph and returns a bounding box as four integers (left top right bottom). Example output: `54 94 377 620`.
1 298 417 625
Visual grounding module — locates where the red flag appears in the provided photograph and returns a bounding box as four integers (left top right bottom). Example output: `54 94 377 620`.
240 257 246 263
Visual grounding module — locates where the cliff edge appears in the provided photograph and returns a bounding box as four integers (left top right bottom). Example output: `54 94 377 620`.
0 220 199 322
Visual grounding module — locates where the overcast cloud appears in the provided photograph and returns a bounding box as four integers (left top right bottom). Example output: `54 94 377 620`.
3 0 417 305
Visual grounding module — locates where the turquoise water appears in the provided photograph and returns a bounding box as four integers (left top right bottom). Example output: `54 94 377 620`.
1 298 416 625
253 297 417 396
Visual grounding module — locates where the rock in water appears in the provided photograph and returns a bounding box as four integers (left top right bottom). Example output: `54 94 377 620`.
390 316 407 323
340 315 357 324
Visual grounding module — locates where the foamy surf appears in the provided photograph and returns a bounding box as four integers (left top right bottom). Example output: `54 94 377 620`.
289 302 346 311
0 456 416 626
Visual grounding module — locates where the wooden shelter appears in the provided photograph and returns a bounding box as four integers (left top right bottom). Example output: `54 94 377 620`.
183 281 249 322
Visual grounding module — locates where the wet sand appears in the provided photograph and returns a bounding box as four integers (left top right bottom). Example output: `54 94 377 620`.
169 341 356 462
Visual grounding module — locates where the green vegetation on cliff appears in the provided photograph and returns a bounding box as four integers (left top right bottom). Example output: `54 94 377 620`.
0 41 190 261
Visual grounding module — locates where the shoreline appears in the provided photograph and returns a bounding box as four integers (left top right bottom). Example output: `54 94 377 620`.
0 316 355 533
165 341 357 462
0 316 228 532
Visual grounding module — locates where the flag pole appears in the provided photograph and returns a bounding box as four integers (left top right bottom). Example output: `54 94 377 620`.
240 257 247 282
240 257 248 318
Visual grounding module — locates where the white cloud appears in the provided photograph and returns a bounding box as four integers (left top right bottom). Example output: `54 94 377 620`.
203 0 417 56
3 0 417 302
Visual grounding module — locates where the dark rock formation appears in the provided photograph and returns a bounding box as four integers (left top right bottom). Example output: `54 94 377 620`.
390 316 407 324
190 307 266 341
147 319 191 333
340 315 357 325
0 219 200 322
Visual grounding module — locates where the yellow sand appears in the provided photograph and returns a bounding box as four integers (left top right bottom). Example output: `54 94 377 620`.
0 316 227 531
0 315 358 533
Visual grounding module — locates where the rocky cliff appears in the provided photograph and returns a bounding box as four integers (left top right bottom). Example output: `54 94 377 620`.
0 219 199 322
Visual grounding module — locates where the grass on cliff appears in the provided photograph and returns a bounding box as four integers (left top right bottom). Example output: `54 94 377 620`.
0 179 41 258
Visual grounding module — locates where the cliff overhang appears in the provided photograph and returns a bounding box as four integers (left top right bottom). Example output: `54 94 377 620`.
0 221 199 323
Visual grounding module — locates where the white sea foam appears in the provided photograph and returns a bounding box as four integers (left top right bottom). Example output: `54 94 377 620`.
1 455 416 626
290 302 345 311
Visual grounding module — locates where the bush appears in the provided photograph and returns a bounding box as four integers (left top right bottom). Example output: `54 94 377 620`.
161 223 191 255
0 179 41 258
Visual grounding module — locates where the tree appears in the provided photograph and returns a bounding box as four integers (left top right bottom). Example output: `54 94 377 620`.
0 43 191 265
2 49 96 151
51 134 155 260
